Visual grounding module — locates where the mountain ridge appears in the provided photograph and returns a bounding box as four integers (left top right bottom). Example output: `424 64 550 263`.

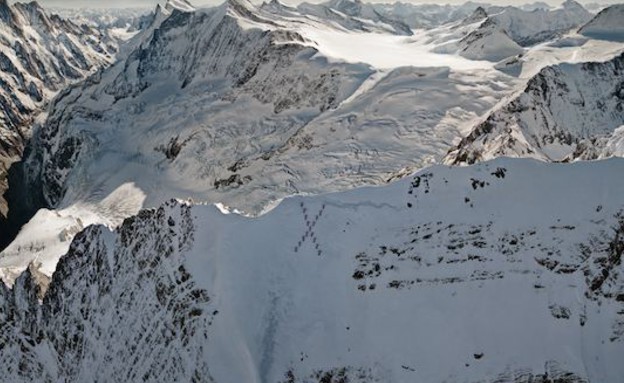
0 0 119 218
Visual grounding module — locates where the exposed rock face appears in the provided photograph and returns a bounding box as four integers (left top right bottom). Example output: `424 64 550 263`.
0 1 117 218
458 18 524 62
446 53 624 164
1 159 624 382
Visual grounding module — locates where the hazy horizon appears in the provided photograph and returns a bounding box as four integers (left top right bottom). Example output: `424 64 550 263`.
9 0 624 10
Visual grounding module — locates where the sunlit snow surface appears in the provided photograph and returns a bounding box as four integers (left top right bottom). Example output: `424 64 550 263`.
1 0 624 285
0 183 145 284
21 158 622 383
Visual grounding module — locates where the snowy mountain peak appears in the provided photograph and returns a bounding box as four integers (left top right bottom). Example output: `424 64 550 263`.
164 0 196 14
0 1 118 220
224 0 280 26
446 52 624 164
226 0 256 11
13 1 51 27
327 0 363 12
0 0 14 24
462 6 488 24
2 158 624 382
579 4 624 42
521 1 551 11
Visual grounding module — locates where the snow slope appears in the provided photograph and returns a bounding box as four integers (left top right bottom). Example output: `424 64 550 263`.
579 4 624 42
0 0 526 280
295 0 413 36
3 0 623 284
445 0 593 63
1 158 624 382
446 52 624 164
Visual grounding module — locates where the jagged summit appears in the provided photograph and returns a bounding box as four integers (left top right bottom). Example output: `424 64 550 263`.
325 0 363 14
0 0 117 219
2 158 624 382
261 0 291 10
520 1 551 11
0 0 15 25
298 0 413 35
164 0 196 14
259 0 298 16
223 0 282 27
462 6 488 25
13 1 53 28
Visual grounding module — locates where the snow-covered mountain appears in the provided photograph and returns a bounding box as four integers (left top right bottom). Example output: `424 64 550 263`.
579 4 624 42
433 1 592 63
0 0 118 217
454 0 593 63
457 18 525 62
2 0 623 284
486 0 593 47
293 0 413 36
446 52 624 164
0 0 524 277
0 1 623 380
51 7 154 33
1 158 624 382
520 1 552 11
166 0 197 13
24 0 376 210
371 1 492 29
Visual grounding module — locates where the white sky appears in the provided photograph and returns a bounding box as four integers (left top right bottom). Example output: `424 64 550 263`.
14 0 624 9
